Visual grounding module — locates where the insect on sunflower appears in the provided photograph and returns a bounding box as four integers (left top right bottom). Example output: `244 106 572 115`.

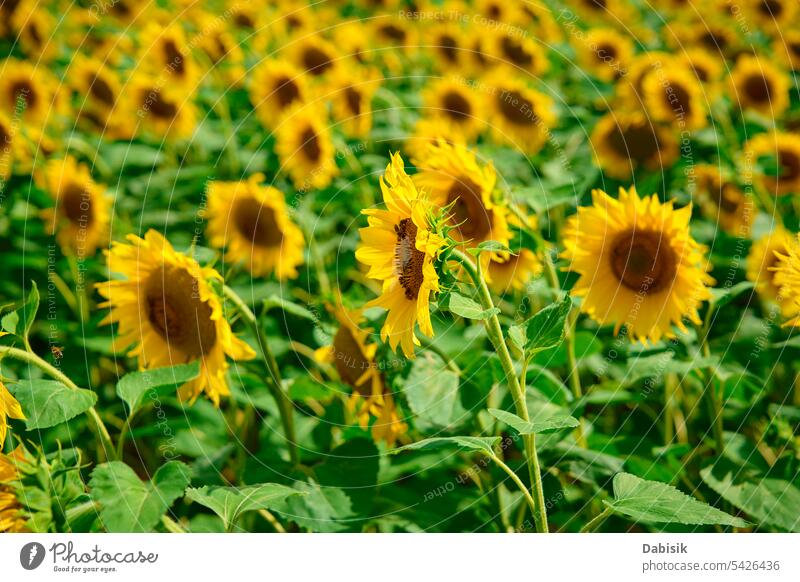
355 153 446 358
96 230 256 405
562 187 713 344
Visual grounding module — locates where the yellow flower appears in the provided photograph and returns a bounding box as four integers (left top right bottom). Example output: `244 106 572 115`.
562 187 713 344
591 110 678 179
0 382 24 446
613 51 675 106
0 58 59 129
745 0 797 31
287 33 340 80
488 249 542 294
404 116 467 161
193 14 246 86
411 140 510 259
745 132 800 197
126 74 197 140
36 156 111 258
679 48 724 92
327 65 381 138
96 230 256 405
356 153 445 358
205 175 305 280
489 28 550 78
425 21 471 73
67 56 125 136
275 104 338 191
0 446 28 533
773 30 800 71
575 28 633 83
249 60 309 130
0 112 19 182
693 164 754 236
747 227 796 301
773 234 800 326
486 74 555 153
11 0 57 61
137 22 200 92
642 65 707 130
423 78 485 143
730 55 790 118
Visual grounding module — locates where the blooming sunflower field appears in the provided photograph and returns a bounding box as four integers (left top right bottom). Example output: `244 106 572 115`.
1 0 800 535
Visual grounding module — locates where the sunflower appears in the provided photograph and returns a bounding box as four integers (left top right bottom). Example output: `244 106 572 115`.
404 116 468 161
193 14 246 86
327 65 381 138
67 56 122 132
411 140 510 259
0 447 27 533
274 104 338 191
614 51 675 106
518 2 562 44
249 60 309 130
205 175 304 279
490 28 549 78
331 20 371 67
97 230 256 405
355 153 446 358
675 20 740 59
774 30 800 71
745 0 797 31
0 381 24 446
127 74 197 140
772 234 800 326
745 132 800 197
0 58 58 128
0 112 18 181
746 227 795 301
693 164 754 236
488 249 542 294
288 33 340 80
642 65 707 130
423 78 484 142
465 23 502 75
486 75 555 153
425 21 470 73
137 22 200 92
562 187 713 344
591 110 678 179
0 0 23 36
11 0 57 61
36 156 110 258
729 55 790 118
575 28 633 83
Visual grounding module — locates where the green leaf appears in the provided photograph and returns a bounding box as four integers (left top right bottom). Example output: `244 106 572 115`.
263 295 317 321
402 352 463 429
467 240 512 256
0 282 39 338
1 310 19 334
523 295 572 355
709 281 754 312
90 461 192 532
392 436 500 456
116 361 200 413
186 483 301 531
10 380 97 429
604 472 749 528
273 482 352 533
488 408 579 434
447 292 500 320
700 462 800 532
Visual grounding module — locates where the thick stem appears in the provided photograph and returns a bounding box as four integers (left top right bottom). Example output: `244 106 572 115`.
222 286 299 466
0 345 116 461
450 250 549 532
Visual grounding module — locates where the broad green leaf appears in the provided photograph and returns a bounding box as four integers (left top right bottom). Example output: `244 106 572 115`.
448 292 500 320
523 295 571 355
403 353 463 429
467 240 511 256
1 310 19 334
392 436 500 456
263 295 317 321
272 481 353 532
90 461 192 532
186 483 301 531
10 380 97 429
116 361 200 413
709 281 754 312
604 472 749 528
488 408 579 434
700 462 800 532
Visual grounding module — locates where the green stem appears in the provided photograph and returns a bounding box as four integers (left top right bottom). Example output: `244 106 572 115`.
222 285 299 466
0 345 117 461
450 249 549 533
565 307 588 448
489 453 538 521
579 506 613 533
161 515 186 533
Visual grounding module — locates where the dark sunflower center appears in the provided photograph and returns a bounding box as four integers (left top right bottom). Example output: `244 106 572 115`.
665 82 692 118
163 40 185 76
0 124 10 155
501 37 533 68
498 90 537 126
717 183 742 214
610 229 677 293
89 73 114 106
29 22 43 47
394 218 425 300
300 127 321 162
234 198 283 248
10 80 36 111
700 30 728 52
379 24 406 42
789 42 800 57
332 326 371 392
145 267 218 358
302 46 333 76
759 0 782 16
596 43 618 62
61 182 94 225
446 176 492 242
233 13 254 28
442 90 471 121
743 73 771 104
273 76 300 108
111 1 131 17
438 34 459 64
344 86 361 115
145 89 177 119
691 63 710 82
608 121 660 164
586 0 607 10
778 147 800 182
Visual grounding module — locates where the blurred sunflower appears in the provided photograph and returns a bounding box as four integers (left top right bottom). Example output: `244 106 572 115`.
465 24 502 75
97 230 256 405
774 30 800 71
0 381 24 445
747 227 796 301
331 21 371 67
193 15 246 86
745 132 800 196
562 187 713 344
0 0 23 36
138 22 200 92
0 446 27 533
128 75 197 139
67 56 123 135
642 65 707 130
426 21 470 73
693 164 753 236
678 20 739 59
250 60 309 130
355 153 445 358
0 59 58 128
11 0 57 61
486 75 555 153
488 249 542 294
614 51 674 105
412 140 510 258
404 116 467 161
772 234 800 326
288 33 340 80
729 55 789 117
275 104 338 191
591 110 678 179
490 29 549 78
576 28 633 83
679 48 724 92
205 175 305 280
423 78 484 142
0 112 18 181
36 156 110 258
327 65 381 138
745 0 797 31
